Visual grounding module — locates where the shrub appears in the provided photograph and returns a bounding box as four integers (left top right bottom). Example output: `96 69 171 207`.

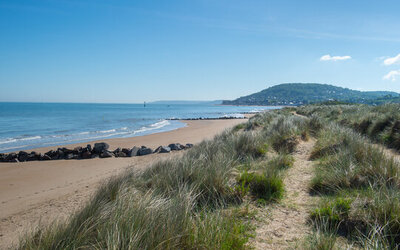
237 171 284 202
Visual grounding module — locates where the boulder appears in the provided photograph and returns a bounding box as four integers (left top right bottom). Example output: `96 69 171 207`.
81 151 92 159
18 151 29 162
65 153 74 160
121 148 130 155
9 158 19 163
0 153 6 162
86 144 92 152
115 151 127 157
40 154 52 161
128 146 140 157
155 146 171 153
5 153 17 162
185 143 194 148
100 150 113 158
168 143 184 151
56 149 65 159
27 152 40 161
93 142 109 154
113 148 121 154
138 146 153 156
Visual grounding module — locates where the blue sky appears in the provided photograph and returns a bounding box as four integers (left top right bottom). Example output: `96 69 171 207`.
1 0 400 103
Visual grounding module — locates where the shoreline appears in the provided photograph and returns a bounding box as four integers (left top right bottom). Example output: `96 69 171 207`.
0 117 249 249
3 117 250 156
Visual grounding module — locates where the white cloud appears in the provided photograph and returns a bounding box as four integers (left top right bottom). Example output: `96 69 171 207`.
383 53 400 66
383 70 400 81
320 54 352 61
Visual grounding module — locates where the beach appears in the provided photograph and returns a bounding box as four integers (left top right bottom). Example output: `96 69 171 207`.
0 118 247 249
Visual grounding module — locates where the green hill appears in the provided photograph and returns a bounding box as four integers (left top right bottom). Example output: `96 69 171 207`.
222 83 399 106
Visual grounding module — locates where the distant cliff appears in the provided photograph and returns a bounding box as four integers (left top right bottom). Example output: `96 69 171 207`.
222 83 399 106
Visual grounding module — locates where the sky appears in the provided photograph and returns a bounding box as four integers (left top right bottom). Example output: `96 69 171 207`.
1 0 400 103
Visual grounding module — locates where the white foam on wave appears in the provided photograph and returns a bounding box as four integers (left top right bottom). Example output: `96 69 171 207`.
99 129 116 133
134 120 170 134
222 113 245 118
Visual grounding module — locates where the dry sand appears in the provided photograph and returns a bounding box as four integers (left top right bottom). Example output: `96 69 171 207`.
0 118 247 249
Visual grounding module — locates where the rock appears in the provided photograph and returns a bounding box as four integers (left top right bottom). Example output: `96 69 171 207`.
168 143 184 151
91 154 99 159
56 149 65 159
138 146 153 156
128 146 140 157
5 153 17 162
18 151 29 162
0 154 5 162
81 151 92 159
9 158 19 163
185 143 194 148
113 148 121 154
27 152 40 161
40 154 52 161
100 150 113 158
93 142 109 154
155 146 171 153
86 144 92 152
121 148 130 155
74 146 82 152
115 151 127 157
65 153 74 160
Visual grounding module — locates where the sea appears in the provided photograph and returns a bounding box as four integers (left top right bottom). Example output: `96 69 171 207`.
0 102 279 153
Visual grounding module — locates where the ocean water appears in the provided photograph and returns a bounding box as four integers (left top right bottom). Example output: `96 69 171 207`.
0 102 279 153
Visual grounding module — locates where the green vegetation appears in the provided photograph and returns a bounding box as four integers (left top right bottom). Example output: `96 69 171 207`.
296 104 400 249
19 110 311 249
222 83 399 106
297 104 400 151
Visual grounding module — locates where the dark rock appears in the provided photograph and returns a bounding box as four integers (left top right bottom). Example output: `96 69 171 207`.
72 154 80 160
93 142 109 154
86 144 92 152
113 148 121 154
41 154 52 161
185 143 194 148
91 154 99 159
27 152 40 161
0 153 5 162
138 146 153 156
168 143 184 151
5 153 17 161
128 146 140 157
155 146 171 153
65 153 74 160
81 151 92 159
121 148 130 155
18 151 29 162
74 146 82 152
9 158 19 163
56 149 65 159
115 151 127 157
100 150 113 158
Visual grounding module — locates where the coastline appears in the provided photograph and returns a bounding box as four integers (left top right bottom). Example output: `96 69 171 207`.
0 117 249 249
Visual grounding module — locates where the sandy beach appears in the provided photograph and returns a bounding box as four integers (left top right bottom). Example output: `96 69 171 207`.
0 118 247 249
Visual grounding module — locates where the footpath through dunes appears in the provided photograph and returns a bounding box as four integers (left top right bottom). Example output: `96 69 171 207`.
251 139 317 249
0 118 246 250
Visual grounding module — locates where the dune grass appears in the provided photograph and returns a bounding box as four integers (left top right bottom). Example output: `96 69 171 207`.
303 110 400 249
18 111 311 249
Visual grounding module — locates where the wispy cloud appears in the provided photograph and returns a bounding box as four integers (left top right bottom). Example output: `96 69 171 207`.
320 54 351 61
383 53 400 65
383 70 400 81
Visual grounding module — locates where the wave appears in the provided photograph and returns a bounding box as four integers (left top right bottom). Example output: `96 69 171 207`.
221 113 245 118
0 135 42 145
134 120 170 134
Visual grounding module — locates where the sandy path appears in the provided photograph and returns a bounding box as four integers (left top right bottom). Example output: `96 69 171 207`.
252 139 317 249
0 118 246 249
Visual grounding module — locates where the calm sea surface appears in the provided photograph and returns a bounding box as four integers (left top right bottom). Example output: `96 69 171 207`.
0 103 279 153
